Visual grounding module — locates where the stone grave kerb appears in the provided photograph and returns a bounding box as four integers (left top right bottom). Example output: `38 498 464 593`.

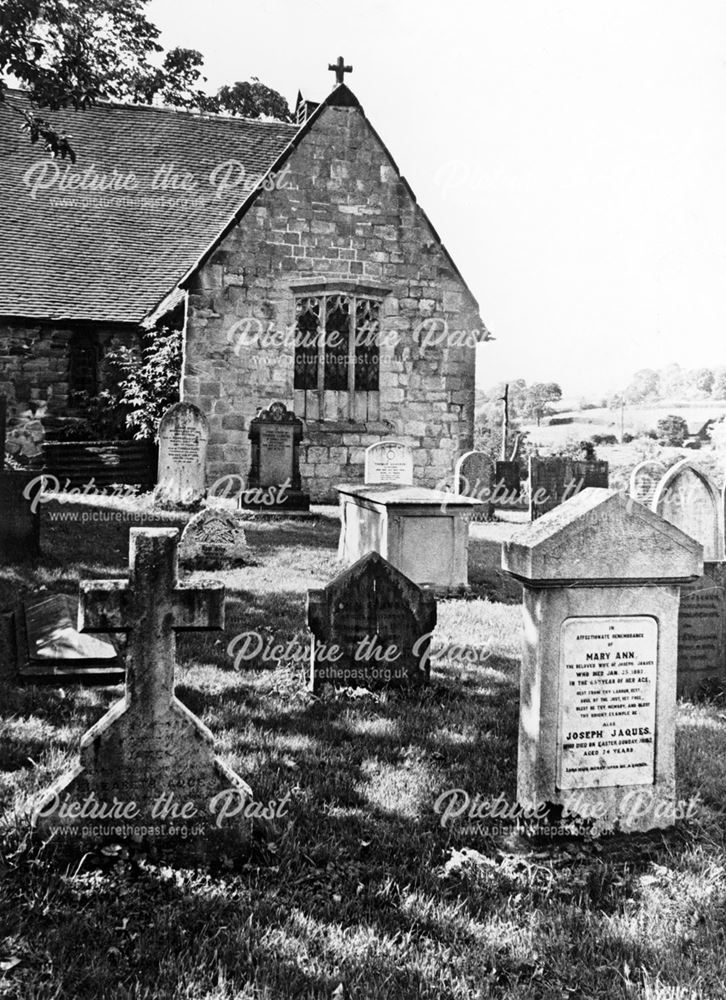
503 487 702 833
34 528 251 839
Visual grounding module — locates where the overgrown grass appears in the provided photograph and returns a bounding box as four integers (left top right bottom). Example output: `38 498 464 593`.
1 505 726 999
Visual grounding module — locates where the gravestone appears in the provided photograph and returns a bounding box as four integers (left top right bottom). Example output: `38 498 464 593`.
502 488 701 833
454 450 493 521
493 460 522 507
653 460 725 694
179 508 250 569
653 459 722 561
33 528 252 852
529 456 609 520
156 402 209 506
307 551 437 691
337 483 484 593
364 439 414 485
16 594 122 680
628 460 667 508
244 402 309 511
0 471 41 559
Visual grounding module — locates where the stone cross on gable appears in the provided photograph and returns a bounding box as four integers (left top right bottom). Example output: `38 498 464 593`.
328 56 352 86
34 528 252 850
80 527 224 711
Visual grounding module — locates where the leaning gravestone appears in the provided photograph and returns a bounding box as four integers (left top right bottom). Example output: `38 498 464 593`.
179 508 250 569
454 450 493 521
502 488 701 833
653 459 725 695
529 456 609 520
364 439 414 485
0 471 41 559
156 402 209 506
307 551 437 692
244 401 309 511
33 528 252 854
628 460 667 508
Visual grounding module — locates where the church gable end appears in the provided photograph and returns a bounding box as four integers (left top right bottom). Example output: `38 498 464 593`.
183 90 485 501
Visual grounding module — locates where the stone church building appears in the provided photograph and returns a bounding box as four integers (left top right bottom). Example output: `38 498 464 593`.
0 65 487 500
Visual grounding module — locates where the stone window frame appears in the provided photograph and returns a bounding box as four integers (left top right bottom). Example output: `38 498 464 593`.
291 280 390 423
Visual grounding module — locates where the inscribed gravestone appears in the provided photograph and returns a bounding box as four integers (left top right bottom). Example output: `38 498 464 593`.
629 460 667 508
179 509 250 568
502 488 701 833
33 528 252 852
307 551 437 691
529 456 609 520
454 450 493 520
157 402 209 506
364 439 414 485
653 460 725 694
245 402 309 510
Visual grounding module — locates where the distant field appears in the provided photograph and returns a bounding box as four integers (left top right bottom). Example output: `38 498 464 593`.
522 402 726 448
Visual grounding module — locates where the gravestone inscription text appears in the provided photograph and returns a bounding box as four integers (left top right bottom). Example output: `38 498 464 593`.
558 616 657 790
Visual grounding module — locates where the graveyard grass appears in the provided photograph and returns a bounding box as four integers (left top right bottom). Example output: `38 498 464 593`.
2 508 726 999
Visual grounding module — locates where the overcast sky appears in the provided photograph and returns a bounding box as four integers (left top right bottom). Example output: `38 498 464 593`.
149 0 726 399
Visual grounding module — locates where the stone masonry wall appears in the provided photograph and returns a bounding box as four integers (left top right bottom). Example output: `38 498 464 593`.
0 320 138 459
183 102 483 502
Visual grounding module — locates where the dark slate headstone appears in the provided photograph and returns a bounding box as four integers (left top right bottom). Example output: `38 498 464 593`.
0 471 40 559
677 563 726 696
307 551 437 692
529 457 609 520
16 594 122 681
244 401 310 511
493 461 521 507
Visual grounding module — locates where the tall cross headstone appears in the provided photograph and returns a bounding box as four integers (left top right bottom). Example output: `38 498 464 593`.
33 529 251 849
328 56 352 85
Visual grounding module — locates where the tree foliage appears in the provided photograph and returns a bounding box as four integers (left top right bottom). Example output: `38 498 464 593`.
102 325 183 441
655 414 689 447
0 0 291 158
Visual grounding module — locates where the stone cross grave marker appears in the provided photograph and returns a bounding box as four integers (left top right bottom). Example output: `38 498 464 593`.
34 528 251 847
628 460 667 509
364 439 414 485
502 488 702 833
157 402 209 506
245 401 309 510
179 508 250 569
652 459 725 695
454 450 494 521
307 551 437 692
529 456 609 520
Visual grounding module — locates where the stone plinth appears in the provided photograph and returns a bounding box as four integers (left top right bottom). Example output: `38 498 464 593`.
502 488 702 834
337 483 483 593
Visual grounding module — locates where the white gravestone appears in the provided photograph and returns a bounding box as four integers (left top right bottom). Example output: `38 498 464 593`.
628 460 667 508
653 459 722 561
157 402 209 506
364 440 414 486
502 488 702 834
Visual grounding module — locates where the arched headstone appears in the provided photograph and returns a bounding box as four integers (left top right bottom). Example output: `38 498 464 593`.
628 460 667 508
454 450 493 520
652 459 721 561
156 402 209 506
364 439 414 485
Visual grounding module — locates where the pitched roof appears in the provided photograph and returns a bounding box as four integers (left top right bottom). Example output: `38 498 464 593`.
0 89 299 324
